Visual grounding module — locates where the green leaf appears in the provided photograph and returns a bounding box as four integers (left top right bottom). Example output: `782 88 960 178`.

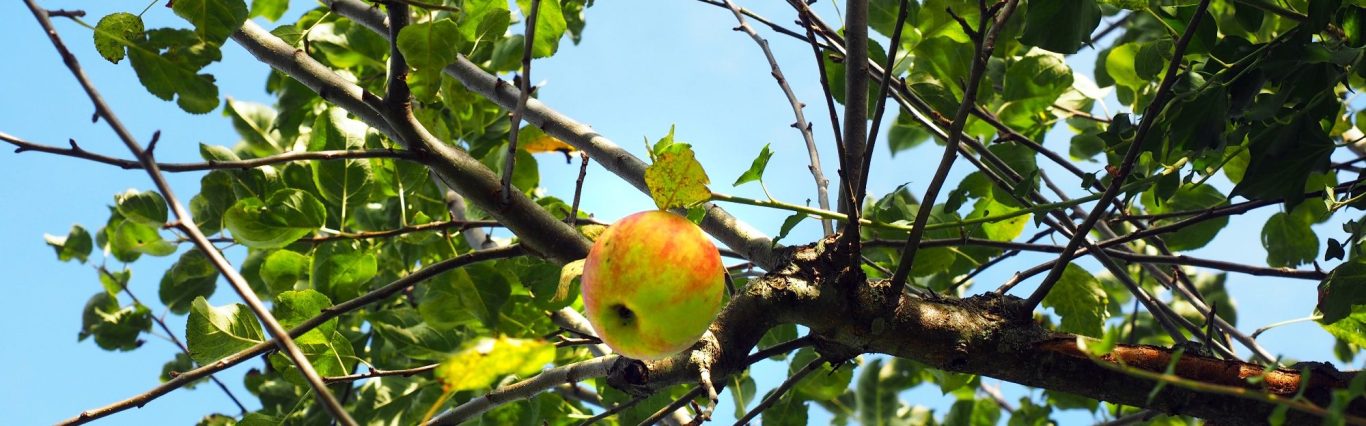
1019 0 1100 54
435 336 554 391
856 358 897 426
420 264 510 329
791 348 853 401
186 297 265 364
1042 264 1107 337
115 189 169 226
868 0 920 39
644 131 711 209
171 0 249 45
757 323 799 360
1318 258 1366 323
159 249 220 315
160 353 204 388
79 292 153 351
311 243 377 302
309 109 373 212
970 197 1028 242
733 143 774 186
887 110 930 156
271 290 333 342
45 224 93 263
268 325 355 386
397 19 462 72
1140 183 1229 251
199 143 240 162
111 220 177 257
223 98 281 155
128 34 221 114
1321 305 1366 348
729 371 757 419
945 398 1001 426
773 213 806 247
99 268 131 297
1233 117 1335 207
267 188 327 229
223 192 323 249
370 308 464 360
761 388 809 426
517 0 567 58
93 13 144 64
1262 211 1318 268
249 0 287 21
260 250 309 297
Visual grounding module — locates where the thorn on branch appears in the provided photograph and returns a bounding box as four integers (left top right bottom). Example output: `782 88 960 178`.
90 111 99 123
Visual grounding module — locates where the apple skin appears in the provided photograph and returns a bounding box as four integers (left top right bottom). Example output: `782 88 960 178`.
581 210 725 360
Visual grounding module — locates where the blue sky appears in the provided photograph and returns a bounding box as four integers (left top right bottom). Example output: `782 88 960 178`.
0 0 1347 424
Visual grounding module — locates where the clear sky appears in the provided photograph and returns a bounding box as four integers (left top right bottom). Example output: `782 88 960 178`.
0 0 1346 424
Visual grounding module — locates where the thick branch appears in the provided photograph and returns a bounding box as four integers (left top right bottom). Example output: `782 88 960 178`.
321 0 784 270
607 238 1362 424
231 20 590 263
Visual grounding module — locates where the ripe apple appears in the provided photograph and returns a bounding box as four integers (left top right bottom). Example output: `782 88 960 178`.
581 210 725 360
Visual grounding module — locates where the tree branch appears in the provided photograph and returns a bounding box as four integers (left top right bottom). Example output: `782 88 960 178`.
887 1 1021 301
503 0 540 204
231 19 590 264
721 0 832 235
428 356 619 425
1023 0 1214 313
24 4 356 424
0 132 425 171
605 237 1361 424
321 0 785 269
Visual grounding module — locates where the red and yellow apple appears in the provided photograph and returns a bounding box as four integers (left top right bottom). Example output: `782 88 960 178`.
581 210 725 360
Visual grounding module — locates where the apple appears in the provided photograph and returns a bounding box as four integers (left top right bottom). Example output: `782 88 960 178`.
581 210 725 360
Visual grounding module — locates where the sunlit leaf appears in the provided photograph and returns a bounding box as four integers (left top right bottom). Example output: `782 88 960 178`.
186 297 265 364
45 224 92 264
1042 264 1107 337
435 336 554 392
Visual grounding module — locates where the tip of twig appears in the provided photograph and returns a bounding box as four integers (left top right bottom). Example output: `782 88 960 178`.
45 8 86 18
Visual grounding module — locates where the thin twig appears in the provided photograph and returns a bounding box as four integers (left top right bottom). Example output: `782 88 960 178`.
1024 0 1214 314
428 356 618 425
858 0 912 218
95 267 248 415
569 151 589 226
503 0 540 204
23 3 357 424
721 0 832 235
0 132 424 171
577 394 648 426
887 1 1021 303
732 355 825 425
637 387 705 426
323 363 439 384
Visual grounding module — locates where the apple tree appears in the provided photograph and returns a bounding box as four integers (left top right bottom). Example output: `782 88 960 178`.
10 0 1366 424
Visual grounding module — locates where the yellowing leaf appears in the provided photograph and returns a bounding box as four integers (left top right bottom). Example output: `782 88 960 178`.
435 337 555 392
519 125 576 154
578 224 608 241
556 259 586 302
644 144 711 210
